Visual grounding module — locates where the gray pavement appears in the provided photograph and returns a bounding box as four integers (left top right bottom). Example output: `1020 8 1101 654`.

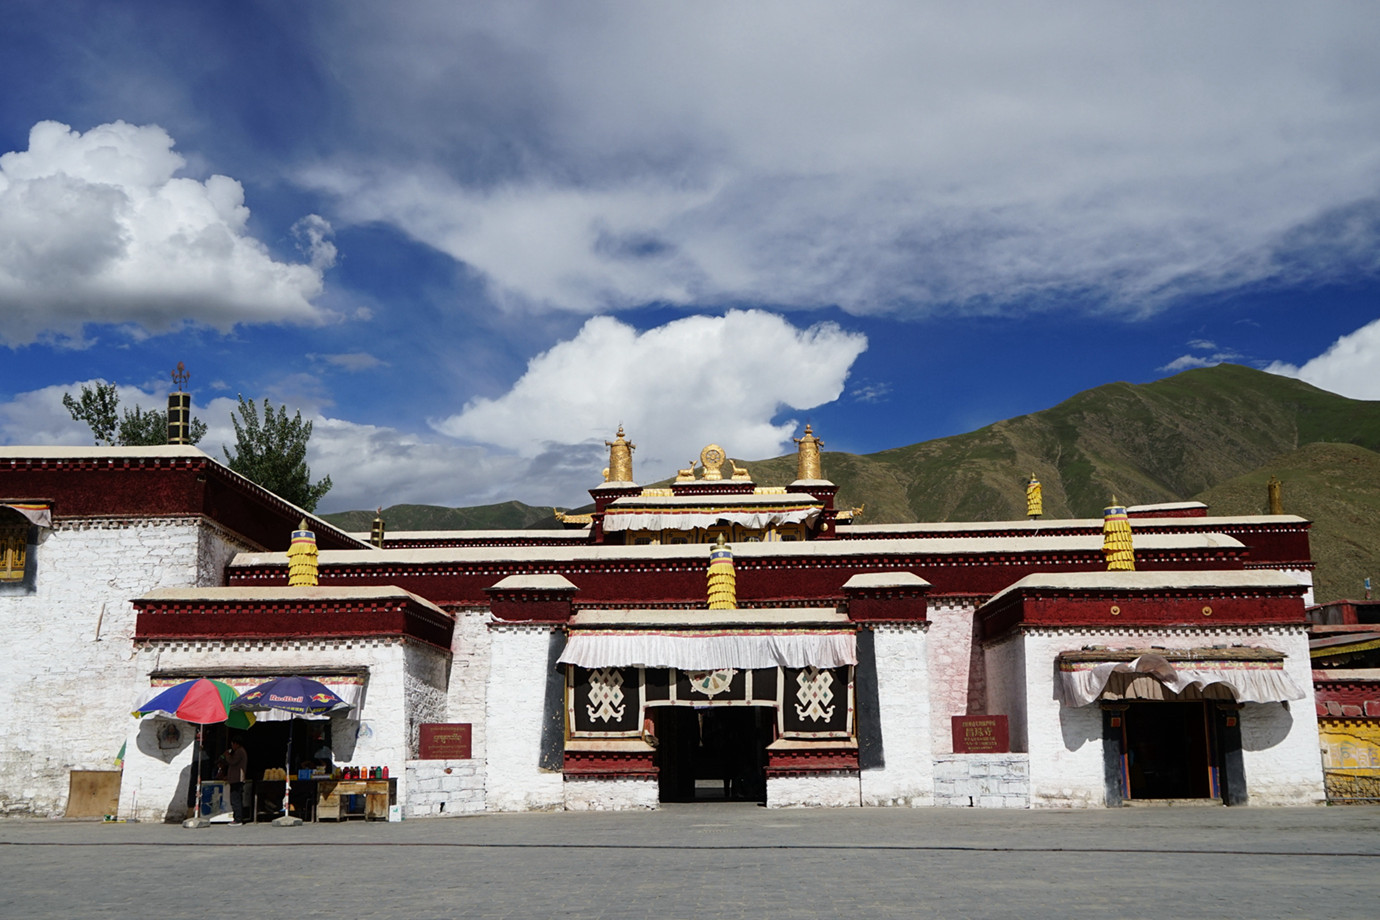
3 804 1379 919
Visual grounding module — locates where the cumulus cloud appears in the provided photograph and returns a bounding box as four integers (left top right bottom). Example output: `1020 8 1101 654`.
433 310 867 486
300 3 1380 318
1265 316 1380 400
0 120 335 346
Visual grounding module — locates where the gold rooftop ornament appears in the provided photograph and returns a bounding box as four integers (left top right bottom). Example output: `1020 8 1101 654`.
707 534 737 609
1026 473 1043 519
371 507 385 548
603 426 636 483
1268 475 1283 515
167 361 192 445
1102 498 1135 571
287 519 319 587
700 444 726 480
794 424 823 481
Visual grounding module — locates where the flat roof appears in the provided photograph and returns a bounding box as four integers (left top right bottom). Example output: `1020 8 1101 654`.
136 585 449 616
839 515 1308 535
569 608 851 628
984 569 1303 606
230 532 1244 568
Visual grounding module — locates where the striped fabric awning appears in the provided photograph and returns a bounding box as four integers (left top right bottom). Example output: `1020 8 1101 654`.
1056 649 1305 707
1 502 51 528
558 628 857 670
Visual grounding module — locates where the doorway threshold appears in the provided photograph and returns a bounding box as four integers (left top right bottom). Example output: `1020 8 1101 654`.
1123 797 1223 807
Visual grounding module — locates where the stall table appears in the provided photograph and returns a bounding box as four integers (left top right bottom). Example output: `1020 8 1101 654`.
315 778 394 821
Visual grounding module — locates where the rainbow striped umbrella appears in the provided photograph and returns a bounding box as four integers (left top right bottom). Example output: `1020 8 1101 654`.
134 678 255 729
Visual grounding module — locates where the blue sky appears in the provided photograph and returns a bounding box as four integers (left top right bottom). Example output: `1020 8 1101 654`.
2 1 1379 513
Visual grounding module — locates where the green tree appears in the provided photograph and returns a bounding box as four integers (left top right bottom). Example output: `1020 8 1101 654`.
223 395 332 511
63 382 207 446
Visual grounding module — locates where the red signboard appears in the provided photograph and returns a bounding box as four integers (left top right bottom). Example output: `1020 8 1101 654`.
951 715 1010 754
419 723 472 760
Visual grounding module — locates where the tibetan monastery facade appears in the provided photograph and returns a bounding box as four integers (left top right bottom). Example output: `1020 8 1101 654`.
0 429 1326 820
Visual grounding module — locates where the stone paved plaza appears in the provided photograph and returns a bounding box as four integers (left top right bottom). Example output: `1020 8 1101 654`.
3 804 1378 919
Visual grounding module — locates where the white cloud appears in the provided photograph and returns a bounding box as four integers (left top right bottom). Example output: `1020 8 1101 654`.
0 383 527 511
0 120 335 346
1265 316 1380 399
312 353 387 372
301 3 1380 317
433 310 867 487
1159 350 1242 372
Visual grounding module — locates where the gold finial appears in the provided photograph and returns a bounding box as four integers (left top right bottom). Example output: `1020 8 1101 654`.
171 361 189 393
699 444 726 480
1026 473 1043 519
1267 476 1283 515
707 533 737 609
1102 497 1134 571
370 507 385 548
604 425 636 483
288 519 319 587
166 362 193 445
794 423 824 481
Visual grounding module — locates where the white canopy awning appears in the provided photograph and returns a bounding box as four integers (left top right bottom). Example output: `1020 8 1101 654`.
1 502 51 528
601 507 820 532
1056 652 1305 708
558 629 856 670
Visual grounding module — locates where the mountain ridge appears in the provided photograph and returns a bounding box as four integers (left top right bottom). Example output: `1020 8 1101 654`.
322 364 1380 602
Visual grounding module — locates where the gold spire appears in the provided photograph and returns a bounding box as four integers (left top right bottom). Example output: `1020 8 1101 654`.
1102 497 1134 571
1026 473 1043 519
287 518 319 587
1268 475 1283 515
707 534 737 609
370 507 385 548
167 361 192 445
793 424 824 481
603 426 636 483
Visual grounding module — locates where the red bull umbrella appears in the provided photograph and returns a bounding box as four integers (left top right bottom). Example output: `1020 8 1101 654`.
230 676 352 716
230 676 352 821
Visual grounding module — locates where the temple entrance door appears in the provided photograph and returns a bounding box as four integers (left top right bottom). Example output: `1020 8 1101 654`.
652 706 774 803
1123 702 1216 800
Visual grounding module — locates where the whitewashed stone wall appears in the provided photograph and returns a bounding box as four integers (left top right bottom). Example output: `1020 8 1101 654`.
117 635 445 822
563 776 658 810
405 759 484 816
934 754 1030 808
768 771 861 807
1237 628 1325 805
860 623 934 806
0 518 246 817
983 632 1028 753
926 600 982 754
485 623 564 811
443 608 490 790
1021 625 1324 808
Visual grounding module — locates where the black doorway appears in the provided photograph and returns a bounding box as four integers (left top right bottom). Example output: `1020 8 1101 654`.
653 706 773 803
1124 702 1215 800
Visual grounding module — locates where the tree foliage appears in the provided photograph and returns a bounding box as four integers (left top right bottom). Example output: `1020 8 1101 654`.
62 381 207 446
223 395 332 511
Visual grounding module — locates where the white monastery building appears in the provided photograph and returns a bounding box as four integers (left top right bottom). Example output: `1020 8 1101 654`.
0 424 1325 821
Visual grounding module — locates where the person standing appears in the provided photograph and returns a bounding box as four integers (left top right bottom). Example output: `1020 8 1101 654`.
225 737 249 825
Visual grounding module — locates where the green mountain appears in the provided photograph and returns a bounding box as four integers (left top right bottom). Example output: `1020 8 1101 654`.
1196 442 1380 604
786 363 1380 524
325 365 1380 602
